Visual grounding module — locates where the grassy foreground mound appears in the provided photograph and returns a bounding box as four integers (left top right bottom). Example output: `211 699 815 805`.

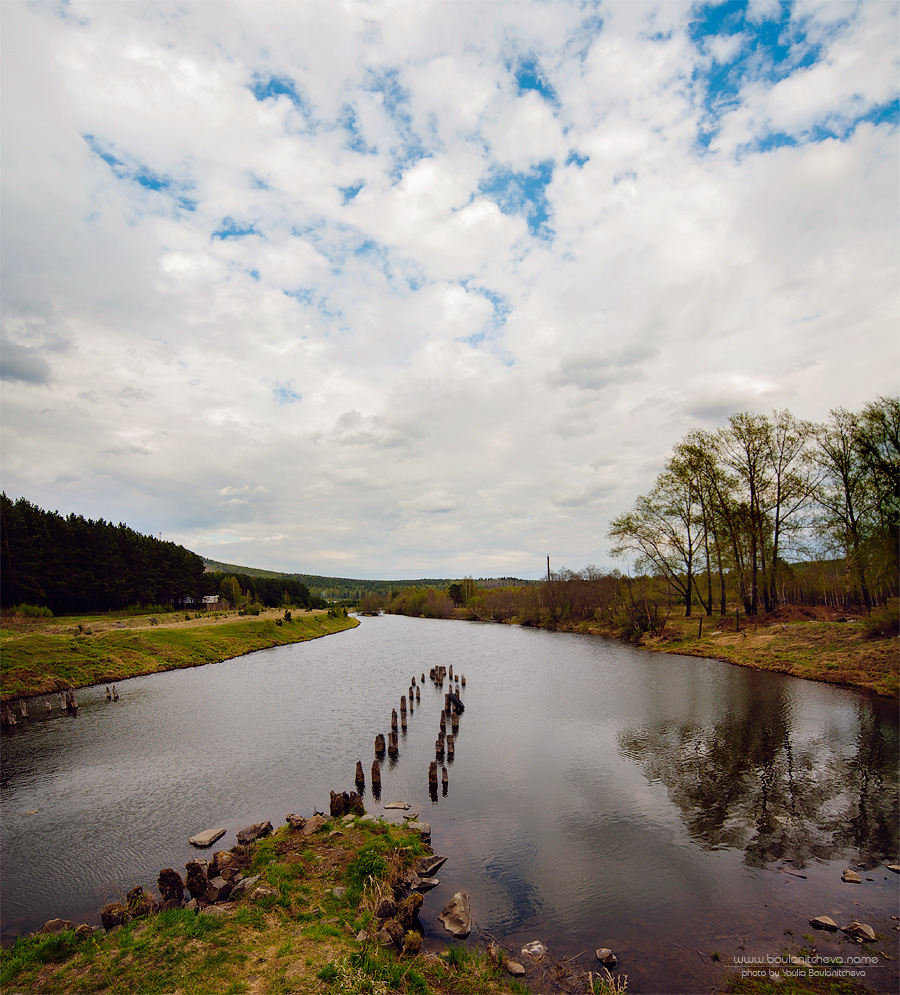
0 609 358 702
0 816 528 995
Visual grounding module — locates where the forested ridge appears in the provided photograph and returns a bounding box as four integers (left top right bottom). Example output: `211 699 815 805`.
0 495 206 614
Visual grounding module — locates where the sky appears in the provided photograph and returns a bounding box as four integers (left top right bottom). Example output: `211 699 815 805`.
1 0 898 581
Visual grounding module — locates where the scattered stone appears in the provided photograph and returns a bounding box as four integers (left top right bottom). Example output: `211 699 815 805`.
236 821 273 845
189 828 226 848
359 814 378 825
100 902 129 932
842 869 862 884
409 876 440 892
886 864 900 874
522 940 549 960
229 874 261 899
842 921 876 942
250 885 278 901
375 898 397 921
206 876 233 902
184 898 199 912
403 812 420 822
415 855 448 877
75 924 95 938
125 886 156 919
203 904 230 916
377 927 396 948
342 813 356 824
286 814 307 830
356 929 369 943
595 947 617 967
809 915 839 931
395 893 423 931
407 821 431 841
332 886 347 898
328 829 343 838
439 892 471 939
384 801 411 810
39 918 78 934
505 960 526 977
301 814 328 836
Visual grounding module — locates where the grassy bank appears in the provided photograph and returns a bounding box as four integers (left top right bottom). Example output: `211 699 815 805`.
0 815 530 995
0 609 359 702
564 603 898 698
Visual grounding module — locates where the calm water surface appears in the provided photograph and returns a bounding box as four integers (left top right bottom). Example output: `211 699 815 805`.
2 615 898 993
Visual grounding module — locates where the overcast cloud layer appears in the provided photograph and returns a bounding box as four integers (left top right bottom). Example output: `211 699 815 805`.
1 0 898 579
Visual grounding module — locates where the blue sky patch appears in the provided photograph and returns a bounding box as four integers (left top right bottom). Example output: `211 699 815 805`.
273 381 302 405
83 134 195 211
479 160 554 238
566 150 589 168
513 55 557 105
339 181 364 204
363 67 430 181
212 217 260 240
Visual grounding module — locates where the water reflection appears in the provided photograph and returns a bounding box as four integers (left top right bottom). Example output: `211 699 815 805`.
618 692 898 867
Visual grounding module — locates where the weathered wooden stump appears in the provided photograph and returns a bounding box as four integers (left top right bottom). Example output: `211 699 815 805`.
157 868 185 905
355 760 365 791
112 686 118 701
449 665 453 680
461 676 466 687
44 699 52 713
447 734 455 759
330 790 348 817
411 676 416 686
421 673 425 684
442 767 449 787
20 700 29 718
435 737 444 760
451 712 459 734
375 733 386 756
388 731 399 757
447 690 465 713
415 686 420 702
371 760 381 795
400 696 406 713
439 710 446 733
428 761 438 787
106 686 112 702
401 713 407 731
391 708 398 731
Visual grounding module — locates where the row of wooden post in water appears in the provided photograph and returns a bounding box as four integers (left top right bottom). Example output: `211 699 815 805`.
349 665 467 800
1 685 121 727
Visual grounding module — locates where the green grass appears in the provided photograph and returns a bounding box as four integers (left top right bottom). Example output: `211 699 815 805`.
0 611 358 700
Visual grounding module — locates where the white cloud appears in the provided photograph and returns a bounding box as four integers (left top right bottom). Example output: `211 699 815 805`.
1 0 897 578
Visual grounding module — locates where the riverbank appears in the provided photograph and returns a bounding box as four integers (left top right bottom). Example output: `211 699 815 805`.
0 608 359 702
0 810 532 995
519 603 898 698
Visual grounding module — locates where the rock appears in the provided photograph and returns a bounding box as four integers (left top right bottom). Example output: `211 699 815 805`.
809 915 839 931
841 869 862 884
505 960 526 977
328 829 343 838
383 919 406 947
75 924 95 938
375 898 397 920
206 876 233 902
100 902 129 932
249 885 278 901
415 855 448 877
595 947 617 967
39 918 78 934
236 821 272 845
377 927 396 948
402 930 423 956
410 876 440 892
342 813 356 824
842 921 876 942
886 864 900 874
384 801 411 810
203 904 230 917
356 929 369 943
286 814 307 830
395 893 423 931
332 886 347 898
439 892 471 939
229 874 261 899
302 814 328 836
189 828 226 848
185 861 211 900
157 868 185 905
125 886 156 919
407 821 431 841
184 898 199 912
522 940 549 960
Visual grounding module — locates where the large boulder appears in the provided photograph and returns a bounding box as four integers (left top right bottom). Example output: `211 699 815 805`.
229 874 261 900
236 821 272 845
842 921 876 942
415 855 447 877
157 868 185 906
286 813 307 831
302 814 328 836
438 892 471 939
809 915 839 932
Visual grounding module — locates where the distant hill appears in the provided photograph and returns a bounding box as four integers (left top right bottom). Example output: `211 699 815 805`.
202 558 535 601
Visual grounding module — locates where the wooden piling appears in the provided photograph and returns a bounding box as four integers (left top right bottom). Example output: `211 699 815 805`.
19 700 28 718
355 760 365 791
439 710 446 732
428 761 438 787
388 731 399 757
461 676 466 687
371 760 382 794
451 711 459 734
44 699 52 713
449 665 453 680
391 708 398 731
375 733 386 755
400 695 406 713
447 734 455 759
415 686 420 702
442 766 448 787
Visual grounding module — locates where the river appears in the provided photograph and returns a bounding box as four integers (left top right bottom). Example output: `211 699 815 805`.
2 614 898 993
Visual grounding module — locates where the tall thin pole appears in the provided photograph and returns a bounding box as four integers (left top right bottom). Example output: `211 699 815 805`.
547 555 551 583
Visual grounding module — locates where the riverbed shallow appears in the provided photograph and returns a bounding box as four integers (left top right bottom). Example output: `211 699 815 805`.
2 614 897 993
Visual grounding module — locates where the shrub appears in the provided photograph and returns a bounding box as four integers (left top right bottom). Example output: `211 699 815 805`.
861 603 899 639
14 604 53 618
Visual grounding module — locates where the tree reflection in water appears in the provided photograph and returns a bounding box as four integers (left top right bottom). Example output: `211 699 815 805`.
618 694 898 868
